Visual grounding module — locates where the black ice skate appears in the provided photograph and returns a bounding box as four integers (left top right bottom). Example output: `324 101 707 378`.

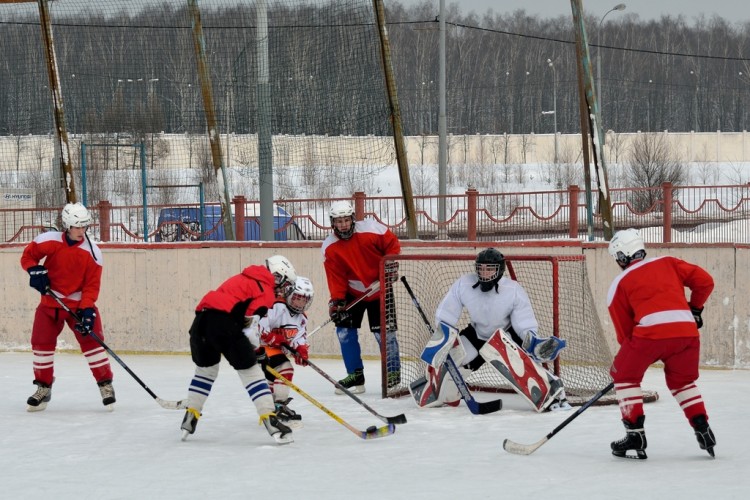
262 413 294 444
27 380 52 412
97 379 116 410
335 369 365 395
275 398 302 429
691 414 716 458
611 415 647 460
180 408 202 441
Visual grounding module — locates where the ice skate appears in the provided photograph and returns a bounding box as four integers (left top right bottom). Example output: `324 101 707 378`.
611 416 647 460
335 369 365 395
97 379 116 411
180 408 202 441
691 414 716 458
26 380 52 412
275 398 303 429
261 413 294 444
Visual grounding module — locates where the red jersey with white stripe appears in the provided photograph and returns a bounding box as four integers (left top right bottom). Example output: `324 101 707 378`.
321 218 400 301
20 231 103 310
606 256 714 344
195 264 276 317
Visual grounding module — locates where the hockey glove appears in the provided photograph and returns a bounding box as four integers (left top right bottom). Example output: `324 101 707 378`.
242 315 262 347
261 329 287 348
522 331 566 363
28 265 50 295
328 299 350 324
75 308 97 335
292 344 309 366
384 261 399 284
691 305 704 329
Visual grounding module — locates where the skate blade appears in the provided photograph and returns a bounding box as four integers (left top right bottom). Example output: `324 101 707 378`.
181 430 191 442
273 433 294 445
280 420 303 430
104 404 115 412
335 385 365 395
707 447 715 458
612 450 648 460
26 402 48 412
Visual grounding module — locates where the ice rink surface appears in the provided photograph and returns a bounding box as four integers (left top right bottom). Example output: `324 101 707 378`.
1 352 748 500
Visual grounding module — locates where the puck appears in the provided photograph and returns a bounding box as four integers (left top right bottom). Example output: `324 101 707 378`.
366 426 377 433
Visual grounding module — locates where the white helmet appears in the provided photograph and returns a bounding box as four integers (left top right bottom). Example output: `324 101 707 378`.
329 200 355 239
61 202 92 230
265 255 297 296
608 228 646 268
287 276 314 314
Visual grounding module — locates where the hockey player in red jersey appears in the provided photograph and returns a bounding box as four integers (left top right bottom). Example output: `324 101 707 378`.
180 255 298 444
20 202 115 412
607 228 716 459
322 200 401 394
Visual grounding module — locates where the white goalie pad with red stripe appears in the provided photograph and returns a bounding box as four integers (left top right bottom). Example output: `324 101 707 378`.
479 329 564 412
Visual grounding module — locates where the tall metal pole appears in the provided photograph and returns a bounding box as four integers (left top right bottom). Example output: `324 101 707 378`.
596 3 626 145
257 0 274 241
438 0 447 229
547 59 558 164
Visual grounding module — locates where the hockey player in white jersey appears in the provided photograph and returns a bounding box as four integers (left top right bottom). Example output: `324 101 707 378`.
254 276 314 427
410 248 568 410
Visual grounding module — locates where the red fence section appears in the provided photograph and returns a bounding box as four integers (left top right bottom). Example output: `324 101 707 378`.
3 182 749 244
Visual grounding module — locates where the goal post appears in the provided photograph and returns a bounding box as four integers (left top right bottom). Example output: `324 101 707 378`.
380 253 656 405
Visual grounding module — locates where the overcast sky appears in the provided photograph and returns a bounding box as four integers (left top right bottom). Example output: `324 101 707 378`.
399 0 749 23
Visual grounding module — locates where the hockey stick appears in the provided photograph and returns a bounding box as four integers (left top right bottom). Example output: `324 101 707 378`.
46 289 187 410
400 276 502 415
266 365 396 440
307 281 381 339
503 382 615 456
281 345 407 425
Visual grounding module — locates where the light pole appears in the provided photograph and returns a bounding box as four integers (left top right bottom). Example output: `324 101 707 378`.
597 3 626 123
544 58 558 164
690 70 698 131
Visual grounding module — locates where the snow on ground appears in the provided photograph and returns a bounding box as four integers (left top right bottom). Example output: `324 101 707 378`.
1 352 747 499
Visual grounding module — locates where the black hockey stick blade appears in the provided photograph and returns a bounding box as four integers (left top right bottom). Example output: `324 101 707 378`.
46 289 187 410
444 354 502 415
503 382 615 455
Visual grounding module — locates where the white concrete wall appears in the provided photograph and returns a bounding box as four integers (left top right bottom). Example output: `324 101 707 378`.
1 242 747 368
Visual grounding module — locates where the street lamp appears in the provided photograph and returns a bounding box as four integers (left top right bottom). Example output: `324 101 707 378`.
543 58 558 164
690 70 698 131
597 3 626 120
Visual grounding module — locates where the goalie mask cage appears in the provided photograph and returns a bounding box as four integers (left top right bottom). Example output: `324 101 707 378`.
380 254 658 406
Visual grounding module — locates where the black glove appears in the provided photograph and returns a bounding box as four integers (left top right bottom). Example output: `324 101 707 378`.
28 265 50 295
690 306 704 329
328 299 350 324
75 308 97 335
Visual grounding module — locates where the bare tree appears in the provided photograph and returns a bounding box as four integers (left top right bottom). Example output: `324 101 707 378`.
624 132 686 211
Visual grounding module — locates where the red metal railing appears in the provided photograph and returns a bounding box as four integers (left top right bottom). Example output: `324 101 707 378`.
3 182 749 244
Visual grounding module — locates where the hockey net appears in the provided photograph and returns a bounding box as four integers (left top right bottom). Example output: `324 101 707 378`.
379 254 657 406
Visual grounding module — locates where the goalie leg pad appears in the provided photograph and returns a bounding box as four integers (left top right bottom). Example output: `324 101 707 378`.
409 364 464 408
522 331 566 362
420 322 458 367
479 329 563 412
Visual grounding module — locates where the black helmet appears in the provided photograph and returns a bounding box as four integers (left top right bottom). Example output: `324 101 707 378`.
474 248 505 292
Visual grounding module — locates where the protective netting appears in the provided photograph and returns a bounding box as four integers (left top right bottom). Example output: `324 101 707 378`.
0 0 394 235
383 254 642 406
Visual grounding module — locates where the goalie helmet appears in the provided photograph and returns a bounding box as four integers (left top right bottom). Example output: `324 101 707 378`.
329 200 355 240
287 276 314 315
608 228 646 269
265 255 297 297
474 247 505 293
61 202 92 230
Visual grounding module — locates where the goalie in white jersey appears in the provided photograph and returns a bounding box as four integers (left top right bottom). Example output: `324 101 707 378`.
255 276 314 426
415 248 568 409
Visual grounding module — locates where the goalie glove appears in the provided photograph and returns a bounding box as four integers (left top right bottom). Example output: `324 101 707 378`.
522 330 566 363
243 315 262 347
